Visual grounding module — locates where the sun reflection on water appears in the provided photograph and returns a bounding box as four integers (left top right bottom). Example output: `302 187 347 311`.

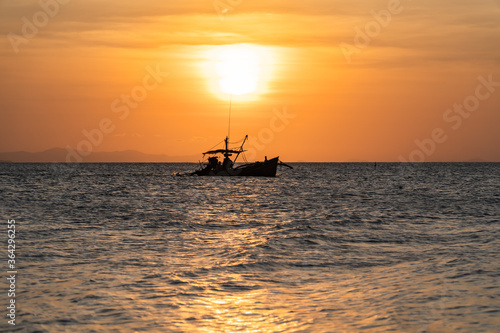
191 289 302 333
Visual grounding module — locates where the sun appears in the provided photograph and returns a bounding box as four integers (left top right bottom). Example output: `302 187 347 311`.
215 46 261 95
204 44 274 100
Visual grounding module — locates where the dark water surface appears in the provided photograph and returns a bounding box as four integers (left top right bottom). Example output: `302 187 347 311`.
1 163 499 332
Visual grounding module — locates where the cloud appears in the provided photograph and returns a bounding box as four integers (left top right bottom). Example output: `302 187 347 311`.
2 0 499 58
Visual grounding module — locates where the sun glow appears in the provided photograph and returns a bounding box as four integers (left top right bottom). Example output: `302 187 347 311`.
216 46 261 95
204 44 274 100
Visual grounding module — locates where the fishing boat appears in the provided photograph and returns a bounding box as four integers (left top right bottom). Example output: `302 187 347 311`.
190 135 286 177
184 91 292 177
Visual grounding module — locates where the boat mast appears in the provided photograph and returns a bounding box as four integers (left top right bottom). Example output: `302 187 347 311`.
225 93 232 159
224 137 229 159
227 93 232 140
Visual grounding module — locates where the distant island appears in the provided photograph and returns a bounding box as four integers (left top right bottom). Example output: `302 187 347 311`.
0 148 198 163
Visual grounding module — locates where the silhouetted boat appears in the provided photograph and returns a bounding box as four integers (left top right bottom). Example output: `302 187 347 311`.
190 135 286 177
184 94 292 177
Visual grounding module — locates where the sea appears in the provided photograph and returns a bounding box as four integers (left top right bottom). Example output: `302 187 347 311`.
0 162 499 333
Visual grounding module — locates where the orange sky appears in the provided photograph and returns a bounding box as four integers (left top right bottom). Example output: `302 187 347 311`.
1 0 499 162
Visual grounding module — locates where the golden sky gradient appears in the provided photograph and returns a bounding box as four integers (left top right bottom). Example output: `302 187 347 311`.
1 0 499 161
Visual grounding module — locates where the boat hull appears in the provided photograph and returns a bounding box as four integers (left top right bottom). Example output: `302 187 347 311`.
235 157 279 177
